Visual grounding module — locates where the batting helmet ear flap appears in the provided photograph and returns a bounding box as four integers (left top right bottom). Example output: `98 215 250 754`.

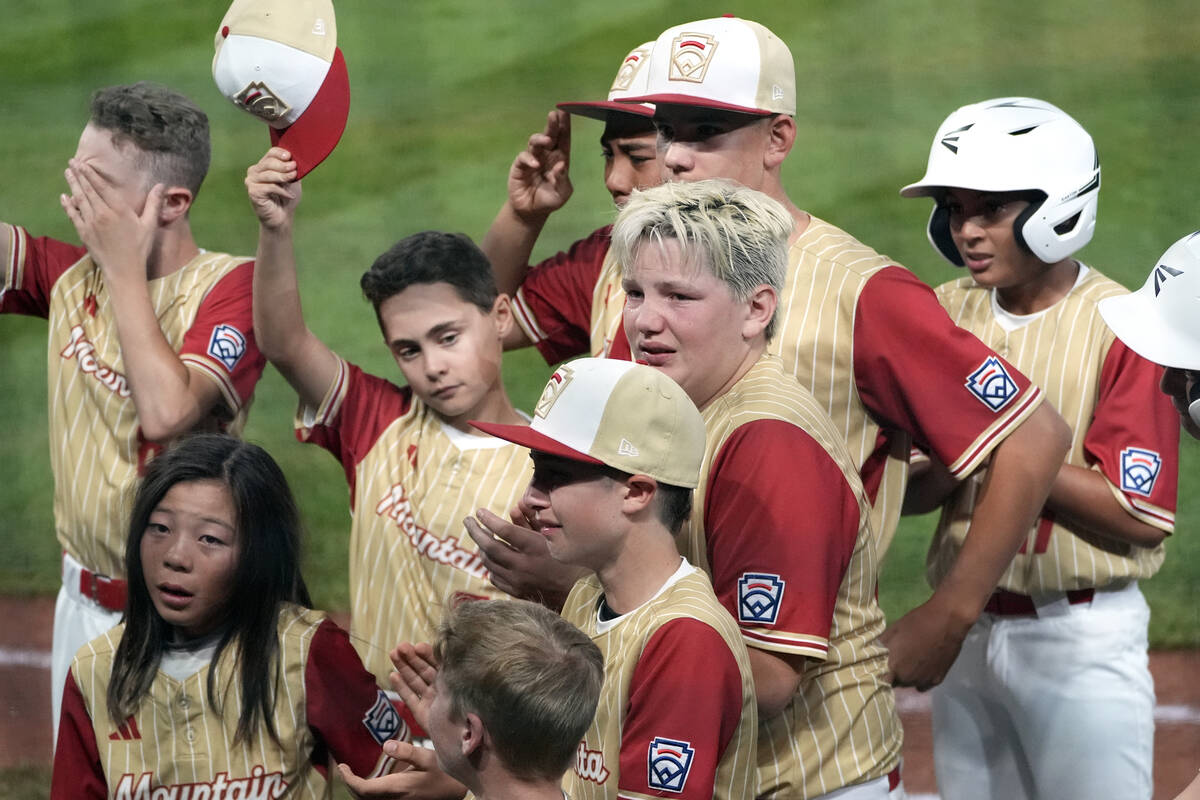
926 204 963 266
1011 195 1045 258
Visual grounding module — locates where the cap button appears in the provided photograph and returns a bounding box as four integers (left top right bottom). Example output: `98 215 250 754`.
221 25 230 38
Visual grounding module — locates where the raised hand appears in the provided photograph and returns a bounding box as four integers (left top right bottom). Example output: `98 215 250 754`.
245 147 302 231
463 506 586 610
507 110 573 222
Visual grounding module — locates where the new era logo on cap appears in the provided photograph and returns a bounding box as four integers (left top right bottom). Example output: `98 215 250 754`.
212 0 350 179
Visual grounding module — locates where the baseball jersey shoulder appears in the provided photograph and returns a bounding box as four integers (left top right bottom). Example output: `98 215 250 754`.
792 216 897 280
0 224 88 317
175 255 265 416
512 225 613 364
297 356 417 485
856 264 1043 478
694 358 869 657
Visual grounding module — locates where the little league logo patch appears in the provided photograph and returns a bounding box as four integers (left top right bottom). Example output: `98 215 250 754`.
234 81 291 122
1120 447 1162 497
669 32 718 83
362 690 405 745
534 363 575 418
738 572 785 625
965 355 1018 412
611 47 651 92
648 737 696 793
207 324 247 371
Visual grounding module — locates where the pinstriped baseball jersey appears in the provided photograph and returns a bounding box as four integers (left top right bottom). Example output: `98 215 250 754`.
928 266 1179 592
560 564 758 800
298 357 531 684
685 355 900 798
541 216 1041 558
1 224 264 579
53 605 403 799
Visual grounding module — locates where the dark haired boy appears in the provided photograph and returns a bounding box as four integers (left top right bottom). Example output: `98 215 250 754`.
246 148 540 691
1 81 266 738
475 358 758 800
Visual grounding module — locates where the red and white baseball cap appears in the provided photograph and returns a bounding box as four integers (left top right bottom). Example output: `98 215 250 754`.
557 42 656 121
472 358 706 489
622 16 795 116
212 0 350 179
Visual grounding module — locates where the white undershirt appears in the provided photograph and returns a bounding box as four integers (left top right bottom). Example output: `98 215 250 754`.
990 263 1090 332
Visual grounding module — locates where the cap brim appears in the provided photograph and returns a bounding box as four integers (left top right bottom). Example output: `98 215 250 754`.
621 93 775 116
271 47 349 180
556 100 655 122
1099 291 1200 370
470 420 607 465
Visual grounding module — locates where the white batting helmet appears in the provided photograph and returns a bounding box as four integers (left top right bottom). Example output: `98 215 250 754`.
900 97 1100 266
1099 231 1200 371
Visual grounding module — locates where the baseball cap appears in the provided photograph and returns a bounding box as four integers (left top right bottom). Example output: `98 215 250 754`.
212 0 350 179
1099 231 1200 370
472 358 706 489
622 16 795 116
557 42 656 121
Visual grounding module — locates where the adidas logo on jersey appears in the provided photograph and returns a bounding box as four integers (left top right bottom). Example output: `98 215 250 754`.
574 741 610 785
109 716 141 741
113 766 288 800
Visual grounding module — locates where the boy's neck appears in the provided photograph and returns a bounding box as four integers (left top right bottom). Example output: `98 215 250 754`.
596 524 683 616
995 258 1080 316
444 387 524 435
474 766 565 800
146 224 201 281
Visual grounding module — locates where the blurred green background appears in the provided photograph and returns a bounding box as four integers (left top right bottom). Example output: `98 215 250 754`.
3 0 1198 640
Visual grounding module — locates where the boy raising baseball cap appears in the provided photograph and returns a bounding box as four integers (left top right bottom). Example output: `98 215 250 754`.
473 358 759 800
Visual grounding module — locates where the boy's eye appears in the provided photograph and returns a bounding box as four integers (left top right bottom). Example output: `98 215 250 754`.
439 331 459 346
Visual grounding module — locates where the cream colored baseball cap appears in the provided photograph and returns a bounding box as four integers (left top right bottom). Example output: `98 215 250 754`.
473 358 706 489
212 0 349 179
623 16 795 116
557 42 656 121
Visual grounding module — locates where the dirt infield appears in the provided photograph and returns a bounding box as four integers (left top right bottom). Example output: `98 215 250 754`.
3 594 1197 798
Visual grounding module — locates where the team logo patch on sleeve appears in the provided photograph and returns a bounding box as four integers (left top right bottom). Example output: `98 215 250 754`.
207 324 247 371
738 573 785 625
362 690 404 745
1120 447 1162 497
647 737 695 793
965 355 1018 411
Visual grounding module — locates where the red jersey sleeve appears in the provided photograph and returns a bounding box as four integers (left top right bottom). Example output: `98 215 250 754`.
1083 338 1179 531
177 261 266 417
50 671 107 800
296 359 415 496
306 618 408 779
704 420 861 659
618 617 745 799
511 226 611 364
0 224 88 318
854 266 1043 479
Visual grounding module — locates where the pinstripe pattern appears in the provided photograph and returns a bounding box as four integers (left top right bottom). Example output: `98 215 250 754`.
561 569 758 800
587 218 911 556
37 244 253 578
687 357 901 798
301 359 532 685
930 268 1173 591
71 606 390 799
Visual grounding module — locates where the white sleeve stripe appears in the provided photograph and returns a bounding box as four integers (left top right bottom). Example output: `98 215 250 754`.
181 355 241 412
512 287 549 342
1103 477 1176 532
947 386 1043 478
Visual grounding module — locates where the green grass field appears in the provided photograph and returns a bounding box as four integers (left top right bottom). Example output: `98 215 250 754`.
3 0 1199 654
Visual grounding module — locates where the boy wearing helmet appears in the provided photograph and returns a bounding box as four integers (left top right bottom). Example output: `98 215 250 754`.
1100 231 1200 440
902 97 1180 800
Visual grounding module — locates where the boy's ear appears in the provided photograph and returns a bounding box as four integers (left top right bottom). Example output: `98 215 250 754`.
741 284 777 341
158 185 194 225
763 114 796 171
463 712 487 758
621 474 657 515
491 293 515 339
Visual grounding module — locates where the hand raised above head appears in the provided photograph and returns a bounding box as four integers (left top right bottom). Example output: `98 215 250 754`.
245 147 302 230
507 110 573 222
